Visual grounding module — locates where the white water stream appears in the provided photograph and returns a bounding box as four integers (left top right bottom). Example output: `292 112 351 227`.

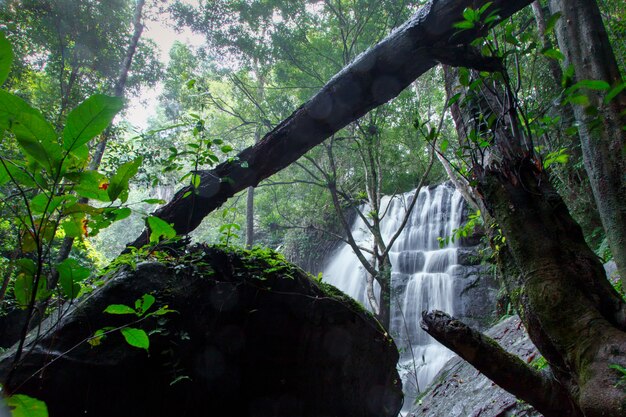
322 184 465 413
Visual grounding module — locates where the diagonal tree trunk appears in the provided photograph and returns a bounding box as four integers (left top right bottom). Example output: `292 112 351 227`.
128 0 535 249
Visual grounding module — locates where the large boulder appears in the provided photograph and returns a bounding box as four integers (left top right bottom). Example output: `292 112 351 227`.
410 315 541 417
0 245 402 417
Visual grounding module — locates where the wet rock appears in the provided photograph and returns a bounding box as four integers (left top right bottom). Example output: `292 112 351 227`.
452 263 499 330
0 245 402 417
409 315 541 417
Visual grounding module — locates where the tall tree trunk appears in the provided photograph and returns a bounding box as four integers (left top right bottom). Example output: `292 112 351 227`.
532 0 602 250
91 0 146 170
549 0 626 286
531 1 563 84
244 127 259 249
245 186 255 248
245 64 266 249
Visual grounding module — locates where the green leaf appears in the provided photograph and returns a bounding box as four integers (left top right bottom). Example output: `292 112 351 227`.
104 304 136 315
6 394 48 417
0 91 61 172
60 213 87 238
107 157 142 203
566 94 590 106
545 12 562 34
153 305 176 316
458 67 470 87
220 144 233 153
191 173 201 188
120 327 149 350
605 83 626 104
13 259 48 307
478 2 494 15
63 94 123 152
462 8 477 22
30 194 72 214
447 93 462 107
147 215 177 244
453 21 475 30
65 170 110 202
609 363 626 375
440 139 449 153
88 327 114 347
0 94 54 141
111 207 132 221
574 80 611 91
541 48 565 61
56 258 90 299
0 161 8 185
143 198 166 204
0 31 14 86
135 294 155 316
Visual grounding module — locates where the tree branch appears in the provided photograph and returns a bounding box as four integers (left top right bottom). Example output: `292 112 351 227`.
420 310 580 417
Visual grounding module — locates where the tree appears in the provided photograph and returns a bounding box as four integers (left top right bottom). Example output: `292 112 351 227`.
549 0 626 288
0 0 161 124
420 5 626 415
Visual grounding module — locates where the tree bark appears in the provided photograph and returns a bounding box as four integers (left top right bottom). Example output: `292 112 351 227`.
549 0 626 287
245 185 254 248
128 0 535 249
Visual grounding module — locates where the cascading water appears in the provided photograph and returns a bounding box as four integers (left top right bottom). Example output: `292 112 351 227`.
322 183 465 414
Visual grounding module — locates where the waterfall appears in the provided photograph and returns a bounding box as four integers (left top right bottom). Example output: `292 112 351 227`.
322 183 465 413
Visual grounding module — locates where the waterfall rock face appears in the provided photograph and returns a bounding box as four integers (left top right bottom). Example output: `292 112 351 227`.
322 183 499 411
0 246 402 417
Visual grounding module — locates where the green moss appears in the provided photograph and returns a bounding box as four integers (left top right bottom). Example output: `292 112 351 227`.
217 244 301 281
530 355 548 370
316 281 365 312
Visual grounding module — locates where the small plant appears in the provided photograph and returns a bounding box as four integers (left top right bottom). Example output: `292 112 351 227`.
609 363 626 388
2 391 48 417
218 207 241 245
89 294 175 351
530 355 548 370
439 209 483 248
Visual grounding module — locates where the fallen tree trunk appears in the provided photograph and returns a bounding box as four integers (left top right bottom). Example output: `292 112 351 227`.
420 311 578 417
128 0 534 249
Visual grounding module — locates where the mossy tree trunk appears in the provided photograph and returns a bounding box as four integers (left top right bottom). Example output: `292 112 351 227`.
423 61 626 416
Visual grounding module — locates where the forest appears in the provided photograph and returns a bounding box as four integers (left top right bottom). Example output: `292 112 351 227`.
0 0 625 416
